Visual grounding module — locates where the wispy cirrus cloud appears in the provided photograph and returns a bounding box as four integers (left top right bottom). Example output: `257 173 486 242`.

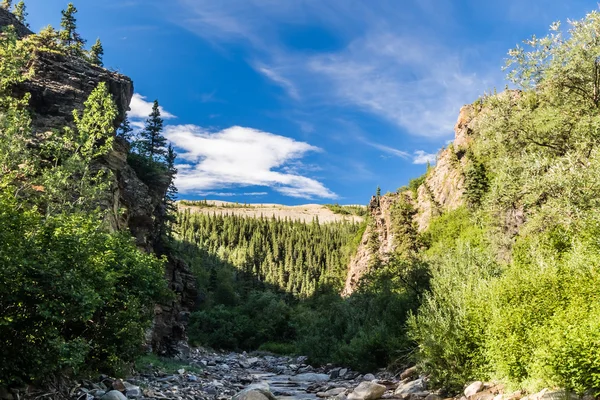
164 125 336 199
171 0 499 138
255 64 300 100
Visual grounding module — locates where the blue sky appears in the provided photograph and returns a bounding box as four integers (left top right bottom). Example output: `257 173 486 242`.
25 0 595 205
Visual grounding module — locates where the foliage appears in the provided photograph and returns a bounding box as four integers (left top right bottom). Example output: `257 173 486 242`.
59 3 85 55
409 11 600 395
0 32 169 386
89 38 103 66
178 207 423 372
12 1 26 26
188 291 294 350
137 100 167 162
177 211 360 297
324 203 368 217
135 354 203 375
407 173 427 197
0 200 168 385
463 157 488 208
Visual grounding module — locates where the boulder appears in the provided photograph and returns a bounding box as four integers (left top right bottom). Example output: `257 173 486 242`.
233 383 277 400
362 374 376 382
400 367 418 381
464 382 484 398
123 382 141 399
291 373 330 382
395 379 426 396
423 395 442 400
101 391 127 400
348 382 387 400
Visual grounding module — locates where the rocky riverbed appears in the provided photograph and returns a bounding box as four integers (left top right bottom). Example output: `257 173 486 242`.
67 349 578 400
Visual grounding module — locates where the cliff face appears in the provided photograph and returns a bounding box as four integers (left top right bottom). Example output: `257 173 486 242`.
342 194 398 295
2 9 197 356
343 104 477 295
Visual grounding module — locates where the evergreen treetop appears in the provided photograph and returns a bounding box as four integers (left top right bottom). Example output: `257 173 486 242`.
59 3 85 54
89 38 104 66
140 100 167 161
12 1 27 26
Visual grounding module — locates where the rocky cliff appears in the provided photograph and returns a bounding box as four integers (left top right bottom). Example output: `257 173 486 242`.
343 105 477 295
1 9 197 355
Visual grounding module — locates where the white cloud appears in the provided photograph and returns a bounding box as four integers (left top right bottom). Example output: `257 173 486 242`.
164 125 337 199
255 64 300 100
306 34 490 137
364 141 410 158
129 93 176 120
413 150 437 165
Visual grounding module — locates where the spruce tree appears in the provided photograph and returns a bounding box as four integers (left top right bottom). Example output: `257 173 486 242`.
12 1 27 26
117 114 133 141
60 3 85 54
1 0 12 11
165 144 178 209
140 100 167 161
89 38 104 66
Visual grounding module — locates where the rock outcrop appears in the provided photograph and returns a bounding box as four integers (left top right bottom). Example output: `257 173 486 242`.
342 194 398 295
1 8 197 355
0 7 31 37
343 105 477 295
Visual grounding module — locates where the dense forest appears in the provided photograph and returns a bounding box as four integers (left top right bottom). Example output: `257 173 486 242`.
173 209 422 372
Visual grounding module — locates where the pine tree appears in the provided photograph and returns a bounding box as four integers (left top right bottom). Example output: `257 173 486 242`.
60 3 85 54
12 1 27 27
165 144 178 210
140 100 167 161
1 0 12 10
117 114 133 141
89 38 104 66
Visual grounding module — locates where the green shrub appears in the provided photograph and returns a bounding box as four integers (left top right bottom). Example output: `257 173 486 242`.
188 290 293 351
409 243 498 391
0 194 168 385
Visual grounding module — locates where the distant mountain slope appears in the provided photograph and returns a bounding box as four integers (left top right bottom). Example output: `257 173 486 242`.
178 200 365 224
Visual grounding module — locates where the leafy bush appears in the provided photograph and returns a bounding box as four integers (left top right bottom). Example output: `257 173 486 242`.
188 290 294 351
409 242 498 391
0 194 168 385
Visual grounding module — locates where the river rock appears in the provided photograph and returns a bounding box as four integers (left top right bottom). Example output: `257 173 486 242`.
362 374 376 382
464 382 484 397
318 388 347 398
348 382 387 400
291 373 330 382
233 383 277 400
101 391 127 400
400 367 418 381
123 382 141 399
395 379 426 396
